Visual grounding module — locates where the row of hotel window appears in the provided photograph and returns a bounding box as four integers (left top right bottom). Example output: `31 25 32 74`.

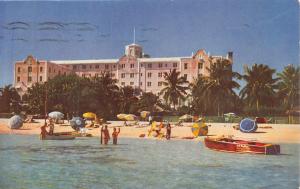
17 76 43 82
121 81 163 87
70 62 203 70
17 66 66 75
82 72 188 79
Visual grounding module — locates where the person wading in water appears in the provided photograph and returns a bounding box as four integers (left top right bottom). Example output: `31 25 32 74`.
101 125 110 145
112 127 121 145
166 123 171 140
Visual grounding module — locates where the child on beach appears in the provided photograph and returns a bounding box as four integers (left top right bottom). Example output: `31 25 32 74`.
101 125 110 145
112 127 121 145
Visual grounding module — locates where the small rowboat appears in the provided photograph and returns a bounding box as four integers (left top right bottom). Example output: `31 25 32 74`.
204 137 280 155
41 134 75 140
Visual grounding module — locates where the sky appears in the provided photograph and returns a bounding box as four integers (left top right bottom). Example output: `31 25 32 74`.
0 0 298 88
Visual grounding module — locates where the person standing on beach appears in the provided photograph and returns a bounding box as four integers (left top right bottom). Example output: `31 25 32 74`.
112 127 121 145
48 118 54 135
40 123 48 140
166 123 171 140
101 125 110 145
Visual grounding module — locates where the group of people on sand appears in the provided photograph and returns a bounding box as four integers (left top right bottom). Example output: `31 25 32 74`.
152 122 172 140
40 117 55 139
100 125 121 145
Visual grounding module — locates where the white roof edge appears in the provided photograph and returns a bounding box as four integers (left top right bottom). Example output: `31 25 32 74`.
51 59 119 64
139 56 191 62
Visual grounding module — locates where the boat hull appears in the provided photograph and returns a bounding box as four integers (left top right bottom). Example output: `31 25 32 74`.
204 137 280 155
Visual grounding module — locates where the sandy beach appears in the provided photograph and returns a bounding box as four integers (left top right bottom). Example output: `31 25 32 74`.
0 118 299 144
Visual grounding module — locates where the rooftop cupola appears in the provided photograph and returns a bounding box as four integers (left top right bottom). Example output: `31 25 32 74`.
125 43 143 58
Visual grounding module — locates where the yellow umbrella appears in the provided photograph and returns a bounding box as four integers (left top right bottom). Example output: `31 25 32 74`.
83 112 96 119
124 114 137 121
191 119 208 137
117 114 127 120
140 111 150 119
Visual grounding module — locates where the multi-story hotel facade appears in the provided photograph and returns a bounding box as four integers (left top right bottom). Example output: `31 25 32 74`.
14 43 233 97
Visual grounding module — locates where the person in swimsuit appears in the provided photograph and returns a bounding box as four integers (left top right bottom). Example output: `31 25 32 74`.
112 127 121 145
166 123 171 140
48 118 54 135
101 125 110 145
40 123 48 140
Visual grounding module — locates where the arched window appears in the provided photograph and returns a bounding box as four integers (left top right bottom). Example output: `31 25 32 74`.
28 66 32 72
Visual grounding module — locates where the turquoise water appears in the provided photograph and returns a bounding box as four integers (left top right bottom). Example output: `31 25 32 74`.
0 135 299 189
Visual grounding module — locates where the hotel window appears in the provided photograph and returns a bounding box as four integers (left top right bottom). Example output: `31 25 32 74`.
54 69 56 73
121 64 125 68
17 67 21 73
158 63 163 68
130 73 134 78
105 64 109 69
173 63 177 68
28 76 32 82
40 67 43 72
147 82 151 87
39 76 43 82
158 82 162 86
140 82 142 86
184 63 188 70
121 82 125 86
158 72 162 77
165 64 168 67
148 63 152 68
184 74 188 80
90 65 93 69
82 65 86 69
147 72 152 78
64 72 66 76
130 82 134 85
49 68 51 73
82 74 85 77
58 71 61 75
198 63 203 69
130 64 134 68
113 65 116 68
28 66 32 72
95 65 99 69
141 64 144 67
95 73 99 77
17 77 20 82
121 73 125 78
73 65 77 70
140 73 143 76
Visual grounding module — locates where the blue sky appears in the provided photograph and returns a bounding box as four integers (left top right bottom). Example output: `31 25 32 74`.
0 0 298 88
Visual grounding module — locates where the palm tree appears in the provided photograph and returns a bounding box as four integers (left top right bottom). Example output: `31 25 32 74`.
240 64 278 112
160 69 189 110
277 64 300 110
200 59 240 116
119 86 138 113
138 92 161 112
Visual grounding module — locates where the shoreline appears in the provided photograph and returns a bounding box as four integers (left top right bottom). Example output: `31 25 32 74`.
1 119 300 144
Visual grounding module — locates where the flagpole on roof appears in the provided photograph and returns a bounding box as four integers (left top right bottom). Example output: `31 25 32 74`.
133 27 136 44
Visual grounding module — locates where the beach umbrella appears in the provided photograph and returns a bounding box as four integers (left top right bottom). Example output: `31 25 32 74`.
117 114 127 120
48 111 64 120
8 115 23 129
179 114 193 121
239 118 257 133
124 114 137 121
83 112 96 120
191 120 208 137
70 117 85 131
140 111 150 119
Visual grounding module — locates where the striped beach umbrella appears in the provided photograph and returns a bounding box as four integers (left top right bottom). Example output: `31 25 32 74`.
179 114 193 121
191 121 208 137
8 115 23 129
239 118 257 133
48 111 64 120
70 117 85 131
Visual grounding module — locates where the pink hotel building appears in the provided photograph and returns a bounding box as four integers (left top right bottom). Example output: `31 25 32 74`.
14 43 233 97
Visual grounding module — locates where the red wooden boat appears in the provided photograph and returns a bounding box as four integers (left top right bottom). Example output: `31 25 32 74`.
204 137 280 155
